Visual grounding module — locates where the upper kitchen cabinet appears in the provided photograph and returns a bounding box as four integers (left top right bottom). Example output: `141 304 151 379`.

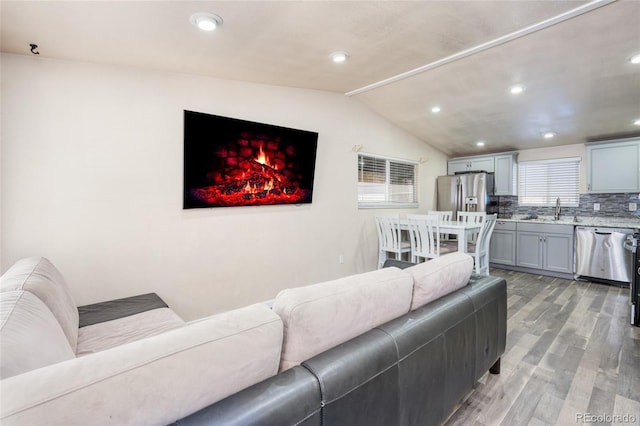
493 154 517 196
587 138 640 193
447 156 495 175
448 153 517 195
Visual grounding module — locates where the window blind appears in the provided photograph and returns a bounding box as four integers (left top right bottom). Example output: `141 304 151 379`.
358 153 418 208
518 157 580 207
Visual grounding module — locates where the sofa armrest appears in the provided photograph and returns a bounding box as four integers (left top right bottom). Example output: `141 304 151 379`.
0 304 283 426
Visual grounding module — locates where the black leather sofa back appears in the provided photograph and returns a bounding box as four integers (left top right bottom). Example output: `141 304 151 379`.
173 366 322 426
303 329 400 426
172 274 506 426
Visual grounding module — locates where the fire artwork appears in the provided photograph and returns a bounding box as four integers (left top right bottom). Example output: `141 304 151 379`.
183 111 318 208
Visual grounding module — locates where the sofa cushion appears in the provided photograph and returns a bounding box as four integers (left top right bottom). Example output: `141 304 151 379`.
406 252 474 310
0 257 79 351
0 291 75 379
77 307 185 356
273 267 413 371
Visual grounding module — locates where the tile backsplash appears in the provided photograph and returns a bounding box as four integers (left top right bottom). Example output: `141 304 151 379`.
490 193 640 219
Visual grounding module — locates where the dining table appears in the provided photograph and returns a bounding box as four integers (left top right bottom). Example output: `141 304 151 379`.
399 219 482 254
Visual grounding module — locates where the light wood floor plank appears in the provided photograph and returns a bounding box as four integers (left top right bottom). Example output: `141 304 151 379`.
613 395 640 426
445 269 640 426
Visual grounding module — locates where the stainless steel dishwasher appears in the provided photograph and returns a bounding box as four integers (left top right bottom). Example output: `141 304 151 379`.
575 226 634 285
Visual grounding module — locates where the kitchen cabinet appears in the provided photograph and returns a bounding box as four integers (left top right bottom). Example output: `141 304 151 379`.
490 220 516 265
493 154 517 196
516 222 574 275
448 153 516 195
586 138 640 193
447 156 495 174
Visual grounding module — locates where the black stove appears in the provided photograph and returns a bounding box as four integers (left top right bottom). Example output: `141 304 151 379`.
624 233 640 327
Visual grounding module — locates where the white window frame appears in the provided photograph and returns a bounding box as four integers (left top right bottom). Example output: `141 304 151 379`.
357 152 419 209
518 157 580 207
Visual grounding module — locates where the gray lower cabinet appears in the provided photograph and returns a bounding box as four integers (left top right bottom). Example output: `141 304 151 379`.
516 223 574 275
490 221 516 265
490 221 575 278
516 231 543 269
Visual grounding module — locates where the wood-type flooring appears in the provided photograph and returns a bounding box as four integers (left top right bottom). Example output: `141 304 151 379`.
445 269 640 426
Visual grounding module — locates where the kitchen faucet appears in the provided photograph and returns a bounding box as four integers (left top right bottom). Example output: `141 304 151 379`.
554 197 561 221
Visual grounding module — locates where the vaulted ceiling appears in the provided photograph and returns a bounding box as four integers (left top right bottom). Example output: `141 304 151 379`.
2 0 639 157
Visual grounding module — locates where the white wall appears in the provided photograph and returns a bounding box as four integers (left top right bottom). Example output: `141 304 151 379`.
1 53 447 320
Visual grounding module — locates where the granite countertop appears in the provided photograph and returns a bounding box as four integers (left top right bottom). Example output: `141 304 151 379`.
495 215 640 230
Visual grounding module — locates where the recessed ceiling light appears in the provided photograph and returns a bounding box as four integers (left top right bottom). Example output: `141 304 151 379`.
476 141 486 147
629 53 640 64
431 106 441 113
510 85 525 94
330 51 350 63
190 12 223 31
543 132 556 139
633 118 640 126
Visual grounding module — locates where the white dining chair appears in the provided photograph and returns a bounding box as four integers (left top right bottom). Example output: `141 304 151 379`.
467 214 497 275
428 210 453 241
428 210 453 222
456 211 486 224
457 211 486 243
374 214 411 269
406 214 456 263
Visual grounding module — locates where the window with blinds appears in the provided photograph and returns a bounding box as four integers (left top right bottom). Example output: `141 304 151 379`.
518 157 580 207
357 153 418 208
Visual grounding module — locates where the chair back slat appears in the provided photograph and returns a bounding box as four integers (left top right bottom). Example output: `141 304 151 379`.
457 211 486 224
375 214 402 251
375 214 411 268
407 214 440 262
473 214 497 275
428 210 453 223
457 211 486 243
428 210 454 240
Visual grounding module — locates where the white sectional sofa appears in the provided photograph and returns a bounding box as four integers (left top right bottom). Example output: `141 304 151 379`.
0 252 504 426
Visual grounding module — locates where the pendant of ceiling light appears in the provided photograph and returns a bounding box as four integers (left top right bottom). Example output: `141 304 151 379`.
190 12 223 31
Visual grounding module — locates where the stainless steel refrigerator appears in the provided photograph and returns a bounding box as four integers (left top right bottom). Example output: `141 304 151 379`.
436 173 494 219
